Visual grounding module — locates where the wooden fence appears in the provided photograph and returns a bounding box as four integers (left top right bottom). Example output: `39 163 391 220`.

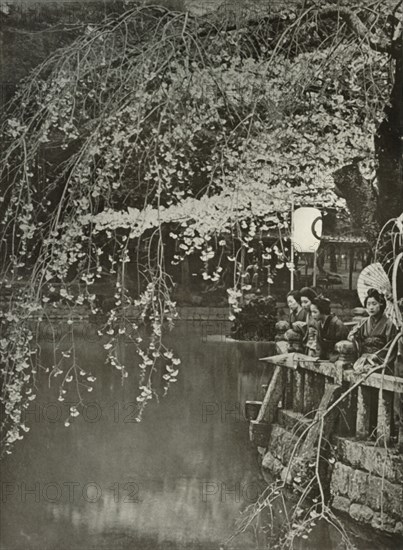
247 338 403 453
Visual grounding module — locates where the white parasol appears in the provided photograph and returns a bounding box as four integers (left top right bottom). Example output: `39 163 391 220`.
356 262 398 326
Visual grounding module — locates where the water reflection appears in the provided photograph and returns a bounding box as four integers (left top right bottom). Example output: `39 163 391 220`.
1 321 401 549
0 322 264 550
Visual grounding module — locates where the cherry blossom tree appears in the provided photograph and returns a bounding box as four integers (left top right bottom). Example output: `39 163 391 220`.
0 0 401 453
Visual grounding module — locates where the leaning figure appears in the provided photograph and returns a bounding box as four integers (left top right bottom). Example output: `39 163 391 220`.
310 295 349 361
286 290 308 325
300 287 319 356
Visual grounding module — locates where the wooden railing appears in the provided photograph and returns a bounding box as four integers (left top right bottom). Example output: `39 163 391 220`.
247 328 403 452
343 369 403 447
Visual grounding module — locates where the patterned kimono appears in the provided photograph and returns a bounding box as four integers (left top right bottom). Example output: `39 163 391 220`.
317 314 349 361
305 317 320 357
348 314 397 371
292 313 319 356
289 307 308 326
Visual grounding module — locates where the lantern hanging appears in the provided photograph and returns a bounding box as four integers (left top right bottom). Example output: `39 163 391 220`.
291 207 322 253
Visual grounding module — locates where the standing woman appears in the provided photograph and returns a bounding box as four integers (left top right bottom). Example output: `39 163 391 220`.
287 290 307 325
348 288 397 372
310 296 349 360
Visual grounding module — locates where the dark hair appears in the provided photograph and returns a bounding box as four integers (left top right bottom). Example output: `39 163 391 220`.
287 290 301 304
300 287 317 302
312 295 331 315
364 288 386 314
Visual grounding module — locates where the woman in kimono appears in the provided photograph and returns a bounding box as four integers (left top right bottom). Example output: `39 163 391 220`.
348 288 397 372
300 287 317 313
299 287 320 356
310 295 349 361
287 290 308 325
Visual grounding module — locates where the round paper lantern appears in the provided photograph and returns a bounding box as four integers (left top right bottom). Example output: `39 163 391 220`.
291 207 322 253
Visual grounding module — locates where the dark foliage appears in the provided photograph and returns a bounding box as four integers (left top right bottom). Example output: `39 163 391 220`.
231 294 277 341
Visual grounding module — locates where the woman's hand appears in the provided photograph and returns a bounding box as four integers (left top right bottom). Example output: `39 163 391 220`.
292 321 306 333
353 353 380 374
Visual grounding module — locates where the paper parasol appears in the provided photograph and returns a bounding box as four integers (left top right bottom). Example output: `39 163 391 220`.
356 262 398 326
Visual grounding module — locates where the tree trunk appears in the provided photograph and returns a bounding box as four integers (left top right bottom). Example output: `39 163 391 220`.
332 161 379 247
374 45 403 226
332 42 402 249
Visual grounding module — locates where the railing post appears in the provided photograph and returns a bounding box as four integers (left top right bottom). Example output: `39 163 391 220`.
285 328 304 412
250 365 285 446
303 371 315 416
300 382 342 457
275 320 290 343
377 389 393 446
284 369 293 409
294 369 304 413
334 340 357 436
275 320 290 354
334 340 355 374
334 341 356 436
285 328 304 354
356 386 372 439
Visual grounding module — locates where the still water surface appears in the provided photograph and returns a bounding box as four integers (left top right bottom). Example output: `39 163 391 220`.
1 320 402 549
1 321 268 550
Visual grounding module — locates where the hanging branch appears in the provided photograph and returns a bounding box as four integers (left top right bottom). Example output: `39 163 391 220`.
0 2 397 454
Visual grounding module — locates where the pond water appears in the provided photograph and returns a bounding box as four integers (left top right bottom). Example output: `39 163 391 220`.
0 320 269 550
1 320 402 550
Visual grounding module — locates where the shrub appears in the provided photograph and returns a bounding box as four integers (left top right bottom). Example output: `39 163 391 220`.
231 294 277 341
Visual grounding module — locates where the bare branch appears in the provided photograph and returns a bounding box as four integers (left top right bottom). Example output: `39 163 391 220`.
318 4 395 55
